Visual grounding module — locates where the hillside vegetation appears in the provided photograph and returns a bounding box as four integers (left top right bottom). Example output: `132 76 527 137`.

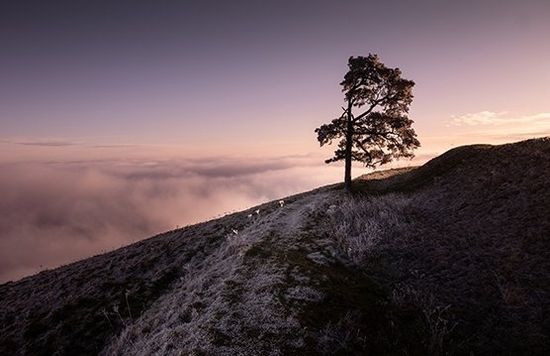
1 138 549 355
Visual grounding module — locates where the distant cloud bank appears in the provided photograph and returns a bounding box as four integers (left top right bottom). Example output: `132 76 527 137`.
0 156 341 283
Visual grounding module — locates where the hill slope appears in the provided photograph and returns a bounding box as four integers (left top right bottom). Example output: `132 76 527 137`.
1 137 549 355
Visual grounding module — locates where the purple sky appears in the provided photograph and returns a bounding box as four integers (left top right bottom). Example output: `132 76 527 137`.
1 0 549 282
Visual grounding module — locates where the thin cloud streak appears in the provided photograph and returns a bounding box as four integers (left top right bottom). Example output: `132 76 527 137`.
17 141 76 147
0 156 341 283
0 139 79 147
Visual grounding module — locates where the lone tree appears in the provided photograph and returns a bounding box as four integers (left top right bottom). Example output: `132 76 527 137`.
315 53 420 192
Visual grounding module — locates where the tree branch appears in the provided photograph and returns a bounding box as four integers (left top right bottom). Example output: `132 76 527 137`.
352 93 391 123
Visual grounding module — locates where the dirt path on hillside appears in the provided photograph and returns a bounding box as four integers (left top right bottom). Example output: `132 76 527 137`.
101 188 343 355
247 189 339 244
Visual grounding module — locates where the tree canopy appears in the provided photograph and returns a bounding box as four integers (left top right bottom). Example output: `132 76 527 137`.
315 53 420 191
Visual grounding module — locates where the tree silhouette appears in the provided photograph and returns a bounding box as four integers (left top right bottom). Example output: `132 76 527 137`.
315 53 420 192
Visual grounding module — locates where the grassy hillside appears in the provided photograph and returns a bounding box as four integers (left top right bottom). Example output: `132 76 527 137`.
1 137 549 355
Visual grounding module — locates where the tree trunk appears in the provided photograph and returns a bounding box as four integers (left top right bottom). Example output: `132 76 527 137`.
344 102 353 192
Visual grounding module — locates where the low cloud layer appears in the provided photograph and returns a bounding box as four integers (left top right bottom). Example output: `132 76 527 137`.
0 156 341 283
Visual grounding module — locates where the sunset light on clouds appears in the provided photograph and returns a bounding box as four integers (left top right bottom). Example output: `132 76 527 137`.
1 0 549 282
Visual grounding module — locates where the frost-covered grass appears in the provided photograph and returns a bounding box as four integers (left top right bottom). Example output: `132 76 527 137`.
324 138 550 354
1 138 549 355
99 189 342 355
326 193 409 265
309 138 550 354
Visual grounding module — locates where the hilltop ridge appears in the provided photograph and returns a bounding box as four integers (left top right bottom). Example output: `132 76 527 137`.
1 137 549 355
